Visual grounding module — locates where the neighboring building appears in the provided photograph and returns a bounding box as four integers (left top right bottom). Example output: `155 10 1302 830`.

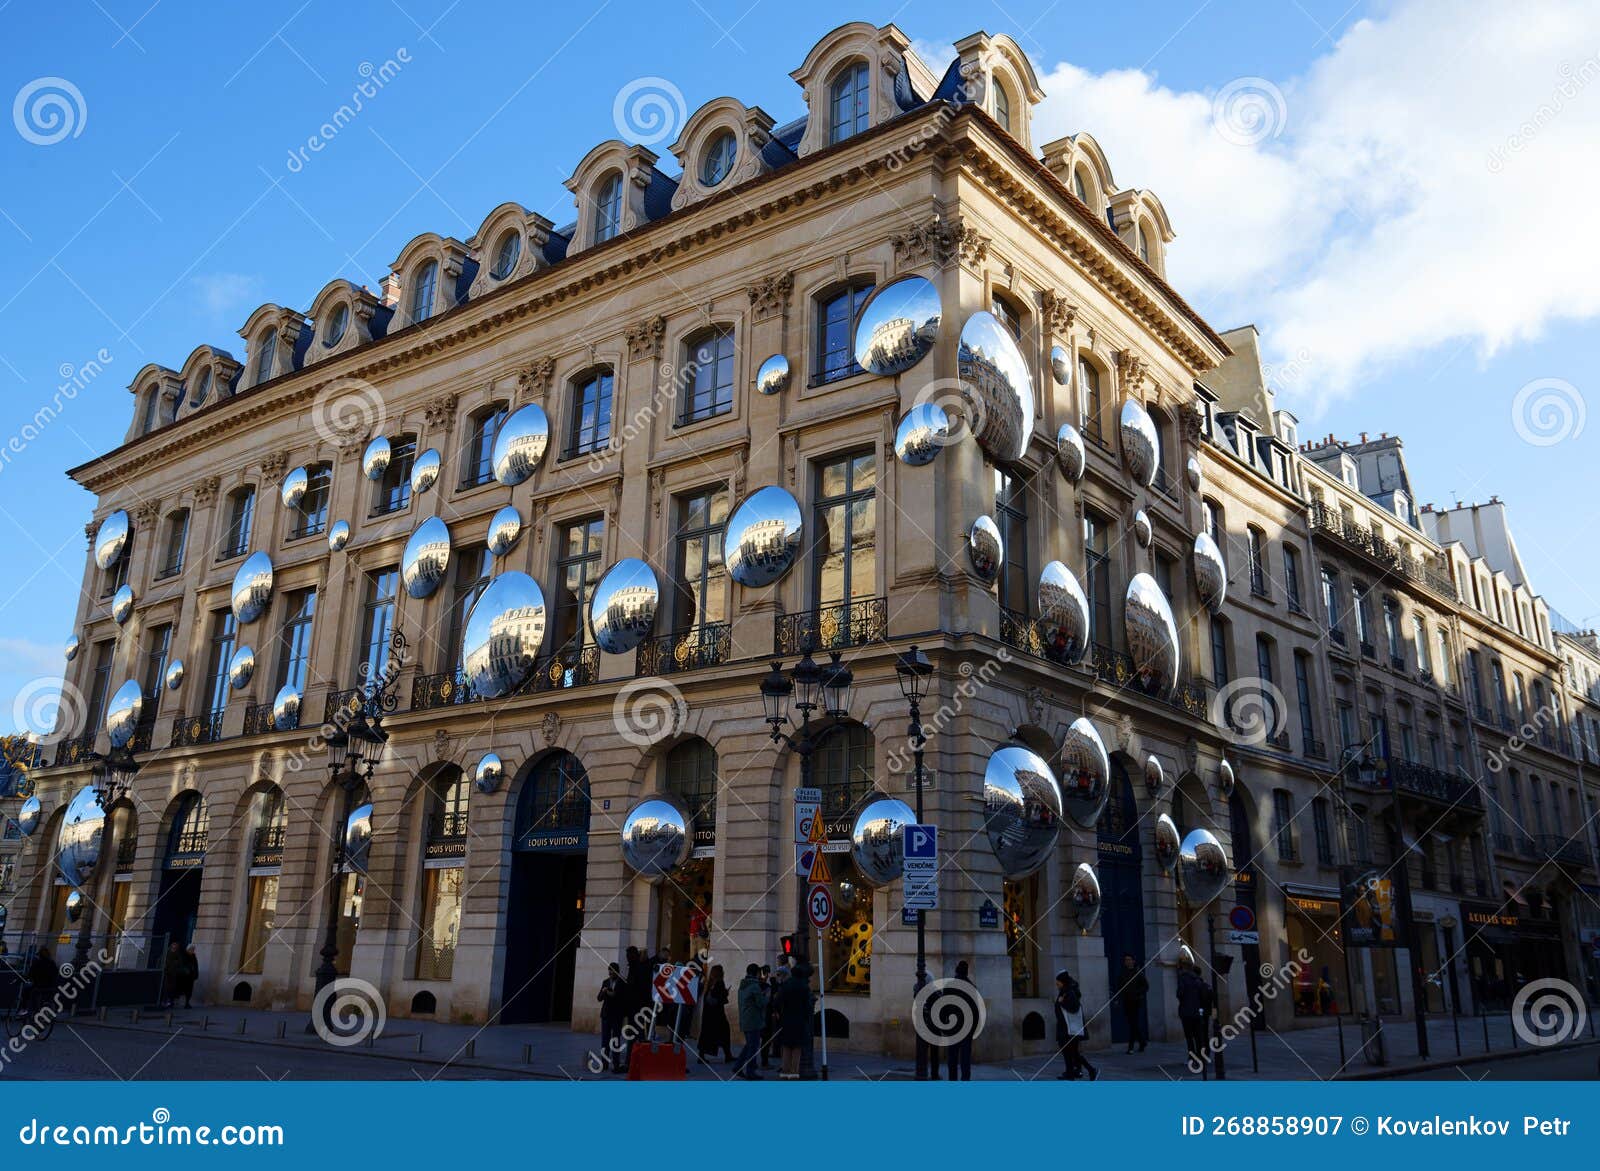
6 22 1594 1062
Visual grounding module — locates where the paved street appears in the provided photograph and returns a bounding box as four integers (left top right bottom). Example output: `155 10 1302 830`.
1388 1044 1600 1081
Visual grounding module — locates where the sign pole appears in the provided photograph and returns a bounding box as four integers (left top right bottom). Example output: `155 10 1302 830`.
817 927 829 1080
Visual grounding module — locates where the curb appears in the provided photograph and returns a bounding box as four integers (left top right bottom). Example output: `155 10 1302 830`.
1337 1037 1600 1079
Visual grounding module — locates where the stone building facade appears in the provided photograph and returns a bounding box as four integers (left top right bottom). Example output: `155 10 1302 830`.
4 22 1595 1059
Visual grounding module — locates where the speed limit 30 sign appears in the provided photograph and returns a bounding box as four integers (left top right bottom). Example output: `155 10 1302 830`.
807 883 835 929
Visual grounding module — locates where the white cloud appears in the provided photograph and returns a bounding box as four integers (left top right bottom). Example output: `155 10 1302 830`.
1029 0 1600 401
192 272 263 319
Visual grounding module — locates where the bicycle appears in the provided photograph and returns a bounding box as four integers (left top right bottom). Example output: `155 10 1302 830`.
2 981 55 1042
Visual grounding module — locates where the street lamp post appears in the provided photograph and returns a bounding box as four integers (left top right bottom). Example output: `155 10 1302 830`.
313 710 388 1011
895 645 932 1082
70 747 141 974
1361 753 1428 1059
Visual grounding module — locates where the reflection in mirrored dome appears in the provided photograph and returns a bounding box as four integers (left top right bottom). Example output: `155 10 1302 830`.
590 559 660 654
328 520 351 552
362 436 391 482
853 276 940 376
402 516 453 600
723 486 803 589
850 796 917 886
620 797 692 881
1058 717 1110 828
1125 572 1179 695
492 404 551 486
410 448 442 495
755 353 790 396
231 552 275 625
1120 398 1160 488
1038 560 1090 664
894 403 950 467
1055 422 1085 482
104 679 144 750
1070 862 1102 932
1178 827 1230 905
280 466 309 509
983 744 1062 879
57 786 105 886
94 510 130 570
967 515 1002 584
487 506 524 557
957 311 1034 463
461 572 548 698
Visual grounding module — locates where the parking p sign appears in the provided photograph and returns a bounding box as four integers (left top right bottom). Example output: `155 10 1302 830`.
903 823 938 911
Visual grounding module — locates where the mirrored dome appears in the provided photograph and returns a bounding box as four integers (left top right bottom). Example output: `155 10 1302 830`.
474 752 505 794
1178 827 1230 905
755 353 790 396
590 558 660 654
487 506 524 557
231 551 275 625
1193 532 1227 614
281 466 309 509
620 797 692 881
1125 572 1179 695
1055 423 1085 482
1218 757 1236 797
461 572 548 698
402 516 453 600
853 276 940 376
850 796 917 886
345 803 374 870
894 403 950 467
104 678 144 751
1143 754 1165 796
272 684 302 731
957 311 1034 463
327 520 351 552
1133 510 1152 548
410 448 442 495
1049 344 1071 386
16 795 41 837
967 515 1002 584
362 435 391 481
724 486 803 589
1038 560 1090 664
56 785 105 887
111 584 135 625
1070 862 1103 932
1153 813 1181 874
94 510 131 570
1120 398 1160 489
65 634 79 663
66 888 84 923
228 645 256 690
1185 455 1202 493
165 659 184 692
492 403 551 486
983 744 1062 879
1058 717 1110 828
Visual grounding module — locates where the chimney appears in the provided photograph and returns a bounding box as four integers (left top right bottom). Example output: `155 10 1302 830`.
1359 431 1368 443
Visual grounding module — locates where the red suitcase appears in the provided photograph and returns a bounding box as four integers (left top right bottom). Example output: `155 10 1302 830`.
627 1041 688 1081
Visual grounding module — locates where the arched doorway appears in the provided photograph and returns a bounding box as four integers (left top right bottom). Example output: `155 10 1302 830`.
502 751 589 1024
1096 757 1145 1043
152 792 207 949
655 738 717 963
236 787 285 977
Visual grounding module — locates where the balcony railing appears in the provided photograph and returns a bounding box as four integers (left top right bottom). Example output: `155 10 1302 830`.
636 623 731 677
1539 834 1591 867
1388 759 1484 812
775 597 888 655
53 732 96 768
243 702 279 737
408 647 603 713
1309 501 1458 600
1090 642 1212 720
1302 736 1328 760
411 669 475 711
128 708 159 753
171 712 224 748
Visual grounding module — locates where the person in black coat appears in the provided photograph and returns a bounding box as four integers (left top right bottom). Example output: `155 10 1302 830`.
944 960 976 1081
597 963 628 1073
1054 968 1097 1080
776 961 813 1079
1176 961 1212 1075
1116 953 1149 1053
697 963 733 1063
762 965 783 1068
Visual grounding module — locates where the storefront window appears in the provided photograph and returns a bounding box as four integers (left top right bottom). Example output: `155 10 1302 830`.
1004 876 1040 997
416 867 464 981
238 874 279 975
1286 895 1347 1016
656 856 713 964
817 724 875 995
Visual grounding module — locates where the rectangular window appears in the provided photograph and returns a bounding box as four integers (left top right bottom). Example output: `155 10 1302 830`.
1294 651 1315 750
1153 550 1176 606
814 451 878 606
1413 616 1432 676
553 516 605 651
567 372 614 456
359 569 399 688
1354 583 1374 653
1210 617 1230 688
1084 512 1114 648
1283 546 1302 610
1312 798 1334 865
1321 568 1344 637
1248 528 1268 596
1337 701 1356 752
672 489 729 634
465 406 507 487
159 511 189 577
816 284 873 383
447 546 494 673
141 623 173 706
204 611 237 718
1384 598 1404 666
1273 789 1297 861
237 875 280 975
1079 360 1102 439
223 488 255 558
291 466 332 538
85 640 116 734
373 439 416 515
274 589 317 693
416 866 464 981
680 330 735 424
994 469 1029 615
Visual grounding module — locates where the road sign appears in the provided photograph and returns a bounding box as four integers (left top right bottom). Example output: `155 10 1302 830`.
794 791 820 849
807 883 835 929
903 823 938 911
979 899 1000 928
1228 905 1256 933
794 787 821 804
902 906 919 926
808 847 833 883
1226 930 1260 945
795 844 817 878
807 808 827 845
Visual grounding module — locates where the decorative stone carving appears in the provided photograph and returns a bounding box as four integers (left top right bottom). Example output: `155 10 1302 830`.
433 728 452 761
1178 402 1206 443
1116 350 1150 393
626 315 667 363
1040 289 1078 334
1027 686 1048 729
517 357 555 404
260 452 288 486
84 519 100 548
194 476 221 506
424 393 459 433
890 214 990 269
649 468 664 518
747 271 794 322
540 711 561 747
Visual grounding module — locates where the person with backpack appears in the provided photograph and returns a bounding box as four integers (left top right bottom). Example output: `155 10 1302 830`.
1054 968 1097 1080
1176 958 1213 1075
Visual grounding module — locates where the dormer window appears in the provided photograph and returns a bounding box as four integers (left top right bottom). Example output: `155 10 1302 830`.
593 173 623 244
828 61 870 144
1137 224 1152 265
489 230 521 280
190 368 212 409
1073 167 1090 205
140 390 161 434
254 328 277 382
323 302 349 348
411 261 438 323
993 80 1012 134
700 131 738 187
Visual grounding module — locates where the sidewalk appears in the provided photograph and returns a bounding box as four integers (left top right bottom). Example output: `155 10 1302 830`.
62 1003 1598 1081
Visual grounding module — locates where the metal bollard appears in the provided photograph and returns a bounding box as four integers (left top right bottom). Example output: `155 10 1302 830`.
275 1020 287 1039
97 1006 108 1021
131 1009 140 1023
1481 1010 1490 1052
416 1034 424 1053
464 1039 476 1059
522 1043 533 1065
202 1015 210 1030
237 1019 247 1035
165 1012 173 1028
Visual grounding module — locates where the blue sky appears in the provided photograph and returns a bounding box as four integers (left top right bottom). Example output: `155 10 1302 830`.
0 0 1595 735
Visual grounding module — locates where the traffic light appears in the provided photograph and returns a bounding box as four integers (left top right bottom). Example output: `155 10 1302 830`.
780 934 796 958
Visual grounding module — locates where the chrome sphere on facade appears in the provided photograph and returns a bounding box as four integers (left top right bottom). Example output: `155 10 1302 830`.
1133 509 1152 548
111 584 135 625
1038 560 1090 664
492 403 551 486
346 803 374 869
165 659 185 692
967 515 1003 584
361 435 391 481
327 520 351 552
957 310 1034 463
271 684 301 732
1054 422 1086 482
66 889 84 924
228 645 256 690
1193 532 1227 614
1070 862 1103 932
620 797 692 881
1049 343 1071 385
56 785 104 887
894 402 950 467
402 516 453 600
853 276 939 376
755 353 790 396
280 466 309 509
17 795 41 837
1178 827 1230 905
1125 572 1179 695
590 558 660 654
1143 753 1166 796
1119 398 1160 489
231 551 275 625
724 486 803 589
982 744 1063 879
104 679 144 751
65 634 80 663
1185 455 1203 493
410 448 442 495
1218 757 1236 798
487 506 524 557
1058 717 1110 828
461 572 548 699
94 509 131 570
474 752 506 794
849 796 917 886
1153 813 1181 874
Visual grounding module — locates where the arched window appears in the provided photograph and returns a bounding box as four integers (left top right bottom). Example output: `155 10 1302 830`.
1137 223 1152 265
827 61 870 144
191 367 213 409
816 722 874 995
680 326 735 424
323 301 350 348
222 486 256 559
254 329 277 383
238 788 284 974
814 279 874 384
993 79 1012 133
411 260 439 322
140 389 162 434
417 769 468 980
700 131 737 187
331 783 373 976
490 229 522 280
593 173 623 244
1072 166 1091 206
515 753 590 847
664 739 718 850
166 793 210 865
290 463 332 538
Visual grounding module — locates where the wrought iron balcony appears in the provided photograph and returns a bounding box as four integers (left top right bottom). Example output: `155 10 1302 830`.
1539 834 1592 868
53 732 96 768
251 825 285 868
1309 501 1458 600
114 837 136 873
1090 642 1212 720
1388 759 1484 812
243 702 278 737
171 712 224 748
999 607 1091 668
408 647 602 712
411 669 476 711
636 623 731 677
128 708 159 753
775 597 887 655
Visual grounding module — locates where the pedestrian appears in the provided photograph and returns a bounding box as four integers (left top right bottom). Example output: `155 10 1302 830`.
1054 968 1097 1080
25 946 57 1017
945 960 975 1081
1176 959 1212 1076
698 963 733 1064
161 941 185 1009
763 964 784 1069
777 960 813 1079
1116 953 1149 1053
598 962 628 1073
735 963 768 1080
182 944 199 1008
